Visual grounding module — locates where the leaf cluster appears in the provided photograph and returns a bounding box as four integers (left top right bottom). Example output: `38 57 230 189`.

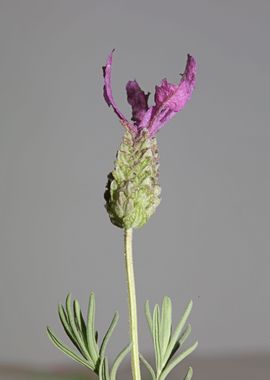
47 292 130 379
141 296 197 380
47 293 197 380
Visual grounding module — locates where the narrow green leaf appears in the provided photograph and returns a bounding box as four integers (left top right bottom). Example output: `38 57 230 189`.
184 367 193 380
86 292 99 362
99 312 119 359
159 341 198 380
47 327 94 370
104 357 110 380
110 344 132 380
153 305 161 375
99 357 105 380
65 294 92 361
99 357 110 380
73 299 82 331
139 354 156 380
179 324 192 346
58 304 80 351
145 300 153 333
73 299 88 348
163 301 193 366
160 297 172 359
167 324 192 363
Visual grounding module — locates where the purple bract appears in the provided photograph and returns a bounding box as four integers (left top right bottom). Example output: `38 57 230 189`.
103 50 197 137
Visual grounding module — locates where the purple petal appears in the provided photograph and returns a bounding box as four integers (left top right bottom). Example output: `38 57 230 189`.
148 54 197 136
103 50 129 123
126 80 149 125
138 107 154 130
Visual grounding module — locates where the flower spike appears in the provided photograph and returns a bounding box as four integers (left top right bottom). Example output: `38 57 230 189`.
103 51 196 229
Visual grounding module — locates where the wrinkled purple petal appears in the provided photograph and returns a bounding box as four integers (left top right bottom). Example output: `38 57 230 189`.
154 80 179 109
103 50 129 124
126 80 149 126
103 51 197 138
148 54 197 136
138 107 154 130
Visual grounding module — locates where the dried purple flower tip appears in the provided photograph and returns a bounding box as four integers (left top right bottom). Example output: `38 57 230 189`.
103 50 197 137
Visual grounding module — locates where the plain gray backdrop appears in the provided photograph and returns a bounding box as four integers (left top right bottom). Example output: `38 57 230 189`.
0 0 269 372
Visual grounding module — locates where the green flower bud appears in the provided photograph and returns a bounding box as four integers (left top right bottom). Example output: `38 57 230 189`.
105 129 161 229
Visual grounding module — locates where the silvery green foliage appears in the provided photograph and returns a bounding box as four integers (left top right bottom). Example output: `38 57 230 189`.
47 293 197 380
47 292 130 378
104 129 161 229
141 296 198 380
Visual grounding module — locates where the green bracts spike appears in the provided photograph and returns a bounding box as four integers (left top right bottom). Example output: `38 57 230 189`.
105 129 161 229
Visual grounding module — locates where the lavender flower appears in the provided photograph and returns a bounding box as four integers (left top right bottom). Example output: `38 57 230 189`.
103 50 197 137
104 51 197 229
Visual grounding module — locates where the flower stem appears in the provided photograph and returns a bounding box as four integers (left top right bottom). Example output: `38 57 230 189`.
124 228 141 380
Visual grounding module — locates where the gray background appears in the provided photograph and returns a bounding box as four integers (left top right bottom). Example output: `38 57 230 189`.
0 0 270 377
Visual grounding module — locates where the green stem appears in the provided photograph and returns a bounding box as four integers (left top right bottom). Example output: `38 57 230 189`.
124 228 141 380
